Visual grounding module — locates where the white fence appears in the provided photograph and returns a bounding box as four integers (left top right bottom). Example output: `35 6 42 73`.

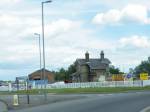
46 80 143 89
0 84 26 92
0 86 10 91
1 80 150 91
33 80 150 89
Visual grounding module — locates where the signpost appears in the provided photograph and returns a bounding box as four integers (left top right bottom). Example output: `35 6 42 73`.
140 73 148 80
125 74 133 81
127 74 132 79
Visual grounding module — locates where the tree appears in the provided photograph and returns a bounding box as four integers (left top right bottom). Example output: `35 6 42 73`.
54 63 76 81
134 57 150 77
129 68 134 74
54 68 66 81
109 65 121 74
66 63 76 80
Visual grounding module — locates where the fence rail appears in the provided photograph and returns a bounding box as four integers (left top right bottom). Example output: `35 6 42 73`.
46 80 143 89
1 80 150 91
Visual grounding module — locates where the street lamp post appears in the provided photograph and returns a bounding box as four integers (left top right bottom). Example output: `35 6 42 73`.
34 33 42 89
41 0 52 101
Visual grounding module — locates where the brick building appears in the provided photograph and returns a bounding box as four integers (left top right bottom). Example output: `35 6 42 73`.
28 69 55 83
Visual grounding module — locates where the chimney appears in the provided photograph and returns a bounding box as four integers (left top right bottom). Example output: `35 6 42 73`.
85 51 89 62
100 51 104 60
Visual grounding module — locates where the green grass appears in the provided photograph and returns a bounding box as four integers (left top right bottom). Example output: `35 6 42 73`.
1 86 150 95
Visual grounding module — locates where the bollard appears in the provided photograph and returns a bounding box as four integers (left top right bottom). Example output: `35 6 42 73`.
13 95 19 106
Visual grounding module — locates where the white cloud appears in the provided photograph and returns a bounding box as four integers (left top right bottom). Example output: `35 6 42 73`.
92 9 121 24
45 19 80 37
0 11 113 71
107 35 150 71
0 0 22 7
0 14 22 27
20 18 80 38
0 0 150 80
92 4 150 25
1 11 148 78
119 35 150 48
1 0 21 3
122 4 149 24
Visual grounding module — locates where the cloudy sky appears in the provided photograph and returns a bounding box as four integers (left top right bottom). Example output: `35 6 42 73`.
0 0 150 80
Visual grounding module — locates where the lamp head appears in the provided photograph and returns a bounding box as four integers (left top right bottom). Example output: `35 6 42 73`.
43 0 52 3
34 33 40 36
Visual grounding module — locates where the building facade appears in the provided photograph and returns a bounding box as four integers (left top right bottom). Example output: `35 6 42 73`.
71 51 111 82
28 69 55 83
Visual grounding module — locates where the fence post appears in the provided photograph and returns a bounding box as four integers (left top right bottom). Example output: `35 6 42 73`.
8 83 12 92
142 80 143 87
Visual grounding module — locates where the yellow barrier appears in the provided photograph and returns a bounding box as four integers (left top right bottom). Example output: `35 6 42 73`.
112 74 124 81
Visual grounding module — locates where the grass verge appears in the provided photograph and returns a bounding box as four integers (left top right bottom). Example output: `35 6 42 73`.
1 86 150 95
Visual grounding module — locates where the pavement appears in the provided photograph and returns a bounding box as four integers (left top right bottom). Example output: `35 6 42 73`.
6 91 150 112
0 100 8 112
140 106 150 112
0 94 87 110
146 109 150 112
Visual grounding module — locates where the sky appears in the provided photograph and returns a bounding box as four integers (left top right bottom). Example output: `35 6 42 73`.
0 0 150 80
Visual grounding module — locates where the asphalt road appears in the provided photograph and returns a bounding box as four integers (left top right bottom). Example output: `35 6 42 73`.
0 100 8 112
9 92 150 112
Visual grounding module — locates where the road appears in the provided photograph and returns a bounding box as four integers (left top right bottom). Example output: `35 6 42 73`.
9 92 150 112
0 100 7 112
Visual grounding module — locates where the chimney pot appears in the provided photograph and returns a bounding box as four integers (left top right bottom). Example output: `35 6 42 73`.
85 51 89 62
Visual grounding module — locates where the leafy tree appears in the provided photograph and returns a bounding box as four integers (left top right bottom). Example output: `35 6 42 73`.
54 63 76 81
54 68 66 81
109 65 121 74
129 68 134 74
134 57 150 77
66 63 76 80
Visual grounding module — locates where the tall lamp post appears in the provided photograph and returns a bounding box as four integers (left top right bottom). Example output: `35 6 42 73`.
41 0 52 101
34 33 42 89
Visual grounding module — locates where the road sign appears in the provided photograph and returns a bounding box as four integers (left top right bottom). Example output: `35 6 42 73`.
140 73 148 80
127 74 132 79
